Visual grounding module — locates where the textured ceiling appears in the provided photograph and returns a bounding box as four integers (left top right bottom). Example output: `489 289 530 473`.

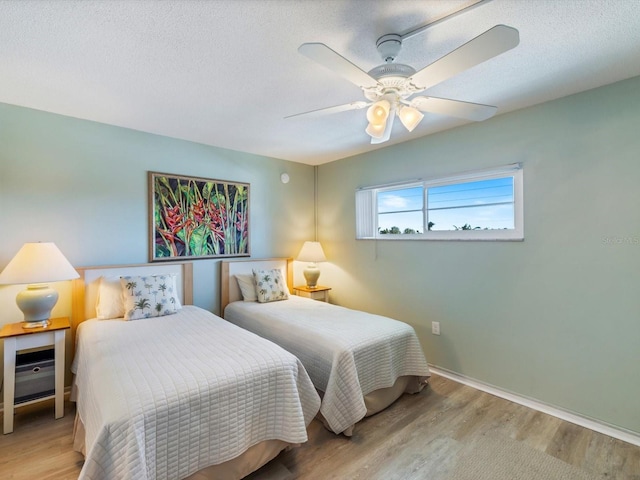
1 0 639 165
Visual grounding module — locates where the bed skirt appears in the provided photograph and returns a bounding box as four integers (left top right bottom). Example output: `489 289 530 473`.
318 374 428 436
72 414 292 480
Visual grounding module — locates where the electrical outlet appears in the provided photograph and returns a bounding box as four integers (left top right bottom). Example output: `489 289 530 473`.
431 321 441 335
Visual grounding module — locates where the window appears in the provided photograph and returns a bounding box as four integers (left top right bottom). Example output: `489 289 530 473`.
378 185 423 234
356 164 523 241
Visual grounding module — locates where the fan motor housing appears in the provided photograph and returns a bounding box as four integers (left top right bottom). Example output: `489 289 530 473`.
376 33 403 62
368 63 416 80
366 63 417 100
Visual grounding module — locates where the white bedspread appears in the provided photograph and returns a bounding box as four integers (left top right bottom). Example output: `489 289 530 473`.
71 305 320 480
224 296 430 434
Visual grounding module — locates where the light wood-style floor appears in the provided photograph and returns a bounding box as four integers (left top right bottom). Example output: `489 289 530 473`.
1 374 638 479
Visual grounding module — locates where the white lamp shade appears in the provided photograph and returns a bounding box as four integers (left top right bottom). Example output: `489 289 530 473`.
366 121 386 139
297 241 326 263
398 105 424 132
0 242 79 285
366 100 390 126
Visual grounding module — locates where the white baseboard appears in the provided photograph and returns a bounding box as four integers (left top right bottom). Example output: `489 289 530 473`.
429 364 640 447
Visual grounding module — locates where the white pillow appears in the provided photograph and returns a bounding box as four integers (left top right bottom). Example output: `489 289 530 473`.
252 269 289 303
96 276 125 319
235 274 258 302
120 274 182 320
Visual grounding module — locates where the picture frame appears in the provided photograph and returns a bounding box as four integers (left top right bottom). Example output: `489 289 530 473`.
149 172 250 261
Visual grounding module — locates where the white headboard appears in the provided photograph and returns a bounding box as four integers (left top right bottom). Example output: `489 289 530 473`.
221 258 292 313
71 262 193 332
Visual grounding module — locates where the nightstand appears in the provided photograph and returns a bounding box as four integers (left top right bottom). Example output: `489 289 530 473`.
1 317 70 434
293 285 331 302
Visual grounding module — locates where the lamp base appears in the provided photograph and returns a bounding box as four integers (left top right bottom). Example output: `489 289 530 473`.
303 264 321 289
22 319 51 329
16 284 58 323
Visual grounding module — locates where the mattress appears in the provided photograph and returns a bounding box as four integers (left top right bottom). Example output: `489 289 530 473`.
224 296 430 435
71 305 321 480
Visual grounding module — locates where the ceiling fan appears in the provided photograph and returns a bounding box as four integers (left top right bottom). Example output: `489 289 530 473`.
288 22 519 144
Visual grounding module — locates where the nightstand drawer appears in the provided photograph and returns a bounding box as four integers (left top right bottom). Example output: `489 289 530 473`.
15 350 55 404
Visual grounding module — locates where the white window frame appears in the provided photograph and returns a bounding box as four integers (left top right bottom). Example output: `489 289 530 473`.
356 164 523 241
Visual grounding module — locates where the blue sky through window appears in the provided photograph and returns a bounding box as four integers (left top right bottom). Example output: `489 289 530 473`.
377 177 514 232
428 177 514 230
378 186 423 213
378 186 423 232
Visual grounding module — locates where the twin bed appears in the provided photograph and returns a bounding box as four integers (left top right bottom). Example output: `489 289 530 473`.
70 262 320 480
70 258 429 479
221 258 430 436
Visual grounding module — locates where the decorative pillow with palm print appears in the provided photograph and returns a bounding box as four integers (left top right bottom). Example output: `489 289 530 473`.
120 274 182 320
252 269 289 303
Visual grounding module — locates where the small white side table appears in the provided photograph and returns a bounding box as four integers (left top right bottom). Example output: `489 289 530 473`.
1 317 70 434
293 285 331 303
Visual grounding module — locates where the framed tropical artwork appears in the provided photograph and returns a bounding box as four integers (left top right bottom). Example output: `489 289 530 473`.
149 172 250 261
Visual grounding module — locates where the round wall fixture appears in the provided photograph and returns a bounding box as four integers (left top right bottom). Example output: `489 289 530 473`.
280 173 290 184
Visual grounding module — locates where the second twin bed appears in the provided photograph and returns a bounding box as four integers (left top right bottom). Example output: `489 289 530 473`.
221 258 430 436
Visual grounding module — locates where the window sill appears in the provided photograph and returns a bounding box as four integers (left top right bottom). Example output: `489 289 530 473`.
361 232 524 241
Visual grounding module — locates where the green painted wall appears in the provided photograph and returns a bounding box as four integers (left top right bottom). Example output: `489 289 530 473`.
317 76 640 435
1 77 639 436
0 103 315 385
0 103 315 315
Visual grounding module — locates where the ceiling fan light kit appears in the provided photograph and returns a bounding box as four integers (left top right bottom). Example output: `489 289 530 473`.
292 14 520 145
398 105 424 132
365 121 386 139
366 100 390 125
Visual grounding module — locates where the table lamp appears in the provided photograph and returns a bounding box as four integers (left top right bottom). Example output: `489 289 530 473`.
0 242 79 328
297 241 326 288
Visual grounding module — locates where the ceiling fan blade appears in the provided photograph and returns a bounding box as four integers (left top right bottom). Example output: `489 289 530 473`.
370 107 396 144
411 96 497 121
285 101 369 119
298 43 380 89
408 25 519 91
